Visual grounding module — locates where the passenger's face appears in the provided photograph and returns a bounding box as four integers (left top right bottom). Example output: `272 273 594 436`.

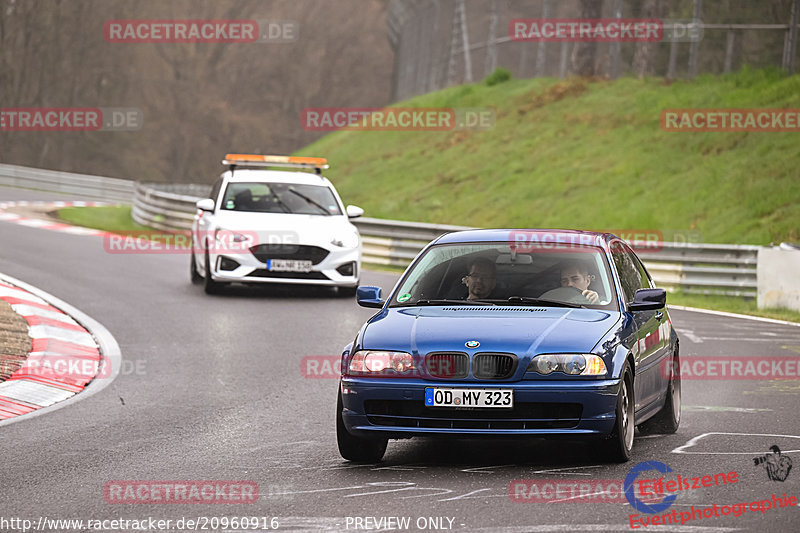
465 264 496 299
561 267 591 291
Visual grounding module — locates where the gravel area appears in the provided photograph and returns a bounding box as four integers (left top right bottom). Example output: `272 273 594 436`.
0 297 31 382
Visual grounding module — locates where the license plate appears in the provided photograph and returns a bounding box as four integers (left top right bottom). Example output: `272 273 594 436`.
425 388 513 408
267 259 312 272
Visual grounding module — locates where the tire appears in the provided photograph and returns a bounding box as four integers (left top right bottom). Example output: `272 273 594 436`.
337 286 358 298
190 252 202 285
602 367 635 463
639 349 681 435
203 251 222 295
336 391 387 463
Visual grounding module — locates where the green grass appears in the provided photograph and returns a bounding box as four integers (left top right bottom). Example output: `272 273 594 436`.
298 67 800 245
58 205 151 232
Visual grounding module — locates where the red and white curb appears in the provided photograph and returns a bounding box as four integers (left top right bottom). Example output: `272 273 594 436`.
0 200 115 237
0 273 121 425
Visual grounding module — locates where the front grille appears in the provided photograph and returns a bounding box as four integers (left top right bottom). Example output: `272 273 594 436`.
364 400 582 430
249 244 329 265
425 353 469 379
473 353 517 379
248 270 329 280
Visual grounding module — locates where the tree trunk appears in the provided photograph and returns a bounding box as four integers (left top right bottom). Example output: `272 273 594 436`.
570 0 604 76
632 0 664 77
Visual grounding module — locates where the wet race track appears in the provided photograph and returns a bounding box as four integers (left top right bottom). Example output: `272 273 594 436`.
1 187 799 532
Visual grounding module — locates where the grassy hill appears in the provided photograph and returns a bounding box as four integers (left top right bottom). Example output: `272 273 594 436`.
299 67 799 245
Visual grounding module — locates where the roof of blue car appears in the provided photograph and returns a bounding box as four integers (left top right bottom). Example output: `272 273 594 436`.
434 229 610 246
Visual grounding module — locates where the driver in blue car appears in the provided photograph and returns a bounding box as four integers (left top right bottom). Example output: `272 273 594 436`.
463 257 497 300
560 260 600 304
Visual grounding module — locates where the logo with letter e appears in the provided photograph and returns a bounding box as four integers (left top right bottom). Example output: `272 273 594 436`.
624 461 677 514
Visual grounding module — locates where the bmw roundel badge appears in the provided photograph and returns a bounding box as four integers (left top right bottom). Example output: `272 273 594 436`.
465 340 480 349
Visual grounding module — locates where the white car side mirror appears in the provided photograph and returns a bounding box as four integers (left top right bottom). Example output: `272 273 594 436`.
196 198 215 212
346 205 364 219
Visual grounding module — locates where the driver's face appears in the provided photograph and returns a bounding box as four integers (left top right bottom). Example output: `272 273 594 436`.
560 267 591 291
465 264 496 299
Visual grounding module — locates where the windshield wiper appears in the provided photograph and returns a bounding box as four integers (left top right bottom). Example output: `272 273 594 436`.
503 296 585 308
268 191 291 213
286 189 331 215
400 299 495 306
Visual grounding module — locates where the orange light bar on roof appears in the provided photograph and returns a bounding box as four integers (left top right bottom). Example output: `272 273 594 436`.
223 154 327 167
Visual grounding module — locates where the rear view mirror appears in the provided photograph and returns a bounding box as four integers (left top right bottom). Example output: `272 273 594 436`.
357 286 383 308
628 288 666 312
346 205 364 218
196 198 215 212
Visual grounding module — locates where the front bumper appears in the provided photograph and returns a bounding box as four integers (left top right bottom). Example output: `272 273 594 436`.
340 377 620 438
208 246 360 286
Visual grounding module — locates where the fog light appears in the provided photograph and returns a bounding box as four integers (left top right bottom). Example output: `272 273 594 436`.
218 256 240 271
336 262 356 276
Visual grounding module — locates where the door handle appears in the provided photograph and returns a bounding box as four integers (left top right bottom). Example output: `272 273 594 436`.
655 311 664 321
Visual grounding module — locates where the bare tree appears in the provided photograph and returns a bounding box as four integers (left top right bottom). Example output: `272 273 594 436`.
570 0 604 76
632 0 665 77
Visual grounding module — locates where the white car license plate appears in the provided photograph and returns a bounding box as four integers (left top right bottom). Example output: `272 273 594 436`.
267 259 312 272
425 388 513 408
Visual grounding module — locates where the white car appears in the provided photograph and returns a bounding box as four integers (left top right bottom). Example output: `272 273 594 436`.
190 154 363 295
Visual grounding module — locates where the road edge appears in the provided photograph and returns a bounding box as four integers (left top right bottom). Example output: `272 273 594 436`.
0 272 122 427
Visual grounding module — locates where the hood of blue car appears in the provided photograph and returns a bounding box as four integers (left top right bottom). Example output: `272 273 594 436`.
362 306 620 356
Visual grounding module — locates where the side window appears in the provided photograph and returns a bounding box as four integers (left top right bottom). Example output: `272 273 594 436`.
208 178 223 206
628 248 655 289
610 241 643 303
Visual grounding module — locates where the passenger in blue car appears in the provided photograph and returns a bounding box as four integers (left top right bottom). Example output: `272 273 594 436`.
462 257 497 300
559 260 600 304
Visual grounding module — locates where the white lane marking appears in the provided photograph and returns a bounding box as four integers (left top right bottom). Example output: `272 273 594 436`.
9 304 74 322
672 432 800 454
683 405 772 413
669 305 800 328
0 286 48 304
27 325 97 347
0 379 75 406
460 464 516 474
675 328 703 343
529 464 604 475
437 488 493 501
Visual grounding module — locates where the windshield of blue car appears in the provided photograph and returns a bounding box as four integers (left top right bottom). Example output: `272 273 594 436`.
389 242 619 310
220 182 342 215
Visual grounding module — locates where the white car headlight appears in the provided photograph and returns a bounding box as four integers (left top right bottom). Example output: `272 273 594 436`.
527 354 607 376
214 229 254 252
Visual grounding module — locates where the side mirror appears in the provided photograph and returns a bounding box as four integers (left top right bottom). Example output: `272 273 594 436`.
628 288 666 312
356 286 384 308
196 198 215 212
346 205 364 219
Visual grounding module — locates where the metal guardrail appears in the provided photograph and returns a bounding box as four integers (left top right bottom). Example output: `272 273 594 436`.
131 182 759 297
0 163 134 203
0 166 762 298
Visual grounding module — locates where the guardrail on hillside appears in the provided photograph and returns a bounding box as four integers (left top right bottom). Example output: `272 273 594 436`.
132 182 759 298
0 163 134 203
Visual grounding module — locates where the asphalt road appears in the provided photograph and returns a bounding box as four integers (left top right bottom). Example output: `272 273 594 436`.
1 185 799 533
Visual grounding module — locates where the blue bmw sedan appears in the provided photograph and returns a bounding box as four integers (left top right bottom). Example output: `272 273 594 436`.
337 230 680 463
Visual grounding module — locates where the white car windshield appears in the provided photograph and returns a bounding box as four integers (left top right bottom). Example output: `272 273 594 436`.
391 242 618 310
220 182 342 215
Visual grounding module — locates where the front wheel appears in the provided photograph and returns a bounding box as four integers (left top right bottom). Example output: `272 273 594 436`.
602 367 634 462
190 252 202 285
336 391 387 462
203 251 222 295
